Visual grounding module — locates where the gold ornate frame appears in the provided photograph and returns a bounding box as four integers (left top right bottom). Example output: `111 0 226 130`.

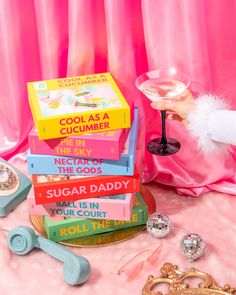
142 263 236 295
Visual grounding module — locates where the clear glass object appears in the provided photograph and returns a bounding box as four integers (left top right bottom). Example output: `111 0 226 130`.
180 233 205 262
146 212 172 238
135 68 191 156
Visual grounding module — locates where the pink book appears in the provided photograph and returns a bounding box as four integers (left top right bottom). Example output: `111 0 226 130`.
28 127 129 160
27 189 135 220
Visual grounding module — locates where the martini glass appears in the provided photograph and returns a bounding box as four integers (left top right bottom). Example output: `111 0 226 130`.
135 68 190 156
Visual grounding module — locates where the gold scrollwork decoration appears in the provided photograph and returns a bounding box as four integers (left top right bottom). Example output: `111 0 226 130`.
142 263 236 295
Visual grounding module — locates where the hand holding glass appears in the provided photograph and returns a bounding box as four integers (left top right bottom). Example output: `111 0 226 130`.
135 69 190 156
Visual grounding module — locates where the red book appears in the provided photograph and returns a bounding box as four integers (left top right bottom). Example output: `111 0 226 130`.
32 172 140 205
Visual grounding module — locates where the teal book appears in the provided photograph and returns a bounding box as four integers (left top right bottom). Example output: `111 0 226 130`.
44 193 148 242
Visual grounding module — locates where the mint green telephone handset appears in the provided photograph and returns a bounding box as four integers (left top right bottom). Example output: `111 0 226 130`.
7 226 91 285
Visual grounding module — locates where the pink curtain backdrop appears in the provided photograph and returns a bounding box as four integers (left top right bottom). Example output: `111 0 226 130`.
1 0 236 196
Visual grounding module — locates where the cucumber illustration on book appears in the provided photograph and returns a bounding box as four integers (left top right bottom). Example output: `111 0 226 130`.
74 101 98 108
75 91 91 97
70 91 97 108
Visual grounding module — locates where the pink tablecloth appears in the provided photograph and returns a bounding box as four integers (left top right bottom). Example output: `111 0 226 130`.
0 182 235 295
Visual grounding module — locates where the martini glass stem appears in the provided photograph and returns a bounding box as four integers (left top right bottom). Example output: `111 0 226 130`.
160 110 167 145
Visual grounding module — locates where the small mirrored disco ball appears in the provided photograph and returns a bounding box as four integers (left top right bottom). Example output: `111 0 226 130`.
180 233 205 261
146 213 172 238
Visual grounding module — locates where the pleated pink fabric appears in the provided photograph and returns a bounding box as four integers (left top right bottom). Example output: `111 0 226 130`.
1 0 236 196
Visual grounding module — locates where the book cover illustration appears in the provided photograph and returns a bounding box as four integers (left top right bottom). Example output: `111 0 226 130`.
27 73 131 139
28 126 129 160
27 109 138 176
28 191 135 220
32 172 140 205
44 193 148 242
36 85 122 116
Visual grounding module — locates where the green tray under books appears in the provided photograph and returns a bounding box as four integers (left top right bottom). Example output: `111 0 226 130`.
30 185 156 247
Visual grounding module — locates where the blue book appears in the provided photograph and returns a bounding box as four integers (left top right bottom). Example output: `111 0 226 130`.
27 109 138 176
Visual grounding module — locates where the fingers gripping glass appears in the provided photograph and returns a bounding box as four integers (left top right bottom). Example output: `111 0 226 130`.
135 68 190 156
114 243 163 279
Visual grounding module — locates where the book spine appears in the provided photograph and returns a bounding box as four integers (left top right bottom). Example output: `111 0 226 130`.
28 95 40 132
34 175 140 205
28 193 134 220
28 133 123 160
76 225 144 246
27 153 133 176
45 206 148 242
37 108 131 140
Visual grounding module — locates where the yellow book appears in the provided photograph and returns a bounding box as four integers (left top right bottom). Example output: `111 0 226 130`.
27 73 131 140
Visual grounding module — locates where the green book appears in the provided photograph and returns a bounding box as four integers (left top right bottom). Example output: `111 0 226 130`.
44 193 148 242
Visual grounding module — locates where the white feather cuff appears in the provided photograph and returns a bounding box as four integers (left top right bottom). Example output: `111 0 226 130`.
187 94 229 154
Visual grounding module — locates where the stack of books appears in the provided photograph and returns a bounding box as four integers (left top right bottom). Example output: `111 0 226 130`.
26 72 148 243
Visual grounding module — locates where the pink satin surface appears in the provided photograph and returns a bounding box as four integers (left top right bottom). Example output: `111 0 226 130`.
1 0 236 195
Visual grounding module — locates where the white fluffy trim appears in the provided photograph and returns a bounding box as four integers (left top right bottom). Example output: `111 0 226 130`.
187 94 229 154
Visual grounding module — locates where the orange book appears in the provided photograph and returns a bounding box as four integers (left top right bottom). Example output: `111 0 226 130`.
32 172 140 205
